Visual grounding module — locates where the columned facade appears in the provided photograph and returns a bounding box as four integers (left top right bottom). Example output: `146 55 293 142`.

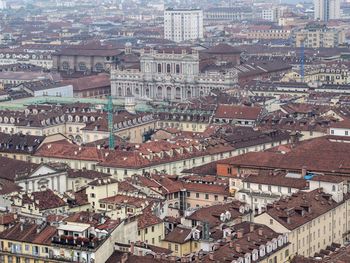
111 49 238 101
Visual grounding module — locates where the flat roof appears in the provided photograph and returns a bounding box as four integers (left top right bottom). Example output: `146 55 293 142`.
0 96 153 111
57 224 89 232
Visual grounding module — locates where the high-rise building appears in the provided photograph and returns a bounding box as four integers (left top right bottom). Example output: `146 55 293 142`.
164 8 204 42
0 0 6 10
314 0 341 21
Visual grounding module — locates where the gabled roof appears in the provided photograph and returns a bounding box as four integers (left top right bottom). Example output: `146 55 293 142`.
215 104 262 120
163 226 192 244
204 43 242 54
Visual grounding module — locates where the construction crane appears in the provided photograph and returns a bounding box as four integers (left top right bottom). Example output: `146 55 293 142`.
300 38 305 82
106 96 115 150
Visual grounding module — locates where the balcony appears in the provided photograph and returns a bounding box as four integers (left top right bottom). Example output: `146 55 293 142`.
51 235 104 250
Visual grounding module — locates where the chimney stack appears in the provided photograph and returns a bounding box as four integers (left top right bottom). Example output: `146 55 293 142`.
236 228 244 239
209 252 214 261
258 228 264 236
235 244 241 253
301 166 307 177
249 223 255 233
121 253 128 263
130 242 135 254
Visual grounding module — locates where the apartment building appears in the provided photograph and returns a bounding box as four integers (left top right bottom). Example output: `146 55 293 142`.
164 8 203 42
255 189 350 257
314 0 341 21
294 24 345 48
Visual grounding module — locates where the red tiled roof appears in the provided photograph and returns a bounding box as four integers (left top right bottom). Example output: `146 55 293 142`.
62 74 110 92
163 226 192 244
264 189 340 230
23 190 66 211
215 104 262 120
0 222 56 245
137 205 163 229
204 43 241 54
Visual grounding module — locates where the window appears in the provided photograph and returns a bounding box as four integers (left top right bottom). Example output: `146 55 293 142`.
62 61 69 70
90 193 95 198
205 194 209 199
246 183 250 189
331 129 334 134
158 63 162 73
214 195 218 201
196 193 199 198
346 131 349 136
332 185 336 192
175 244 179 251
270 219 273 225
78 62 87 71
285 249 289 258
166 64 171 73
152 238 155 244
151 226 155 232
95 63 104 72
168 243 171 250
187 192 190 197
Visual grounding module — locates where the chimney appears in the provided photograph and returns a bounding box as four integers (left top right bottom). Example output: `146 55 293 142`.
130 242 135 254
258 228 264 236
121 253 128 263
235 244 241 253
229 240 234 248
236 228 244 239
301 166 307 177
209 252 214 261
249 223 255 233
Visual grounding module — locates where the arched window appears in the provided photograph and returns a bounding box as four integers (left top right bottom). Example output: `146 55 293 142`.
78 62 87 71
75 135 82 143
118 87 122 97
95 63 104 72
175 87 181 99
157 86 163 98
135 88 139 95
62 61 69 70
157 63 162 73
126 88 131 95
166 64 171 73
166 87 172 99
176 64 180 74
145 88 150 97
187 90 191 98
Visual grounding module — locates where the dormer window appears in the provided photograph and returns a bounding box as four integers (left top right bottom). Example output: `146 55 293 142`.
259 245 265 257
252 250 258 261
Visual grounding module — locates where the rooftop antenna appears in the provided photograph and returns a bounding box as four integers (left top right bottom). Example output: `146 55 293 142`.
106 96 115 150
